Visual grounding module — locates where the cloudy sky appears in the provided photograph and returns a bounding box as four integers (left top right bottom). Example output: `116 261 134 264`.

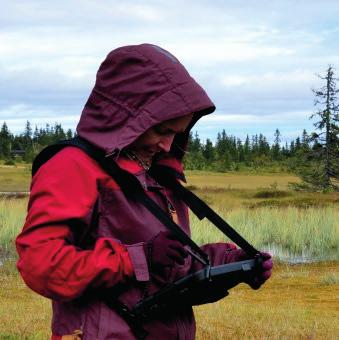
1 0 339 144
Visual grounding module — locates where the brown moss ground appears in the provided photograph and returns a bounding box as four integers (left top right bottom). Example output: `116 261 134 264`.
0 262 337 339
195 261 339 339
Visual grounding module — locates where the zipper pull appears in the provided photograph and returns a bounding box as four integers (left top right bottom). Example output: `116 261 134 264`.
167 200 179 225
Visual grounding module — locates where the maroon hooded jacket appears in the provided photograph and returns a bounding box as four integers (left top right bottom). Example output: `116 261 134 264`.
16 44 237 339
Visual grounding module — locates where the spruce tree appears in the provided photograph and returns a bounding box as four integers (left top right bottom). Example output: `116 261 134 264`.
301 129 310 152
294 65 339 191
66 129 73 139
185 131 205 170
272 129 281 161
202 138 215 162
0 122 12 159
243 135 251 164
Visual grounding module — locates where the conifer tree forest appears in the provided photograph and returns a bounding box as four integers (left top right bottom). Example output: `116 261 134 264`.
0 120 312 168
0 122 74 163
0 66 338 191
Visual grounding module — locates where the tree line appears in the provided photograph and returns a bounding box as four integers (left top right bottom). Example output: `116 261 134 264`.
184 128 310 172
0 119 308 168
0 122 75 163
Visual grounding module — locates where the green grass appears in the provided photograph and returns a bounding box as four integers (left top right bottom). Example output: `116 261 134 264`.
0 165 31 192
0 198 27 259
184 171 339 260
320 272 339 285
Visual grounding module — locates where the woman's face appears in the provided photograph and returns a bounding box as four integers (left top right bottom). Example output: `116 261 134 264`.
129 113 194 161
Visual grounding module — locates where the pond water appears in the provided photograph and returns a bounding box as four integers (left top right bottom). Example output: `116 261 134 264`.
264 245 338 264
1 252 337 268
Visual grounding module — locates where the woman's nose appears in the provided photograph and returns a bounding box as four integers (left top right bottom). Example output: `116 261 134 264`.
158 135 175 153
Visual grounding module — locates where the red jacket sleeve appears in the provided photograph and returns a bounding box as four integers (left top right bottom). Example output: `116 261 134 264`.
16 147 134 301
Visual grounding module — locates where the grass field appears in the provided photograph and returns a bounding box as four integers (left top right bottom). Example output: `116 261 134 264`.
0 165 298 192
0 261 338 339
0 165 338 339
186 170 299 190
0 164 31 192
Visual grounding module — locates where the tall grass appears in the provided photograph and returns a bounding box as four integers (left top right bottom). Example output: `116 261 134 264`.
1 197 337 262
0 199 27 259
190 206 338 261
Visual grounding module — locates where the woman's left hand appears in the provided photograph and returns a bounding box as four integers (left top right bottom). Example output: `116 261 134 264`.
224 249 273 289
247 252 273 289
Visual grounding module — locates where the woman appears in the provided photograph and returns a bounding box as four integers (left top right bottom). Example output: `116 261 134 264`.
16 44 272 339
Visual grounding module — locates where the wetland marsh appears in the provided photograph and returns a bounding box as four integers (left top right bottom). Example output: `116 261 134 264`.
0 166 338 339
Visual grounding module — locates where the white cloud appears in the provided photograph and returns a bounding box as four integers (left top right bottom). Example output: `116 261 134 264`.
221 70 317 88
194 110 315 143
200 110 310 124
0 104 79 134
113 3 163 22
172 41 295 64
1 0 339 140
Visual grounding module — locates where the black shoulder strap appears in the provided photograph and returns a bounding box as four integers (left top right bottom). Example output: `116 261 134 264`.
32 137 104 177
150 165 259 258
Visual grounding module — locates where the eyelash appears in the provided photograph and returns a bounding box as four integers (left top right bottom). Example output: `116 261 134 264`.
153 126 175 136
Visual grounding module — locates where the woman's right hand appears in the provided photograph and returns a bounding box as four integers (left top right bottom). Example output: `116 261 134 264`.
144 231 188 271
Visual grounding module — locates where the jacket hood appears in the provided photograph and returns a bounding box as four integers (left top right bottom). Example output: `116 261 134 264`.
76 43 215 159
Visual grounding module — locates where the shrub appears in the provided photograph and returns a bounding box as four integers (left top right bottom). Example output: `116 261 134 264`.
4 159 15 166
254 190 290 198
